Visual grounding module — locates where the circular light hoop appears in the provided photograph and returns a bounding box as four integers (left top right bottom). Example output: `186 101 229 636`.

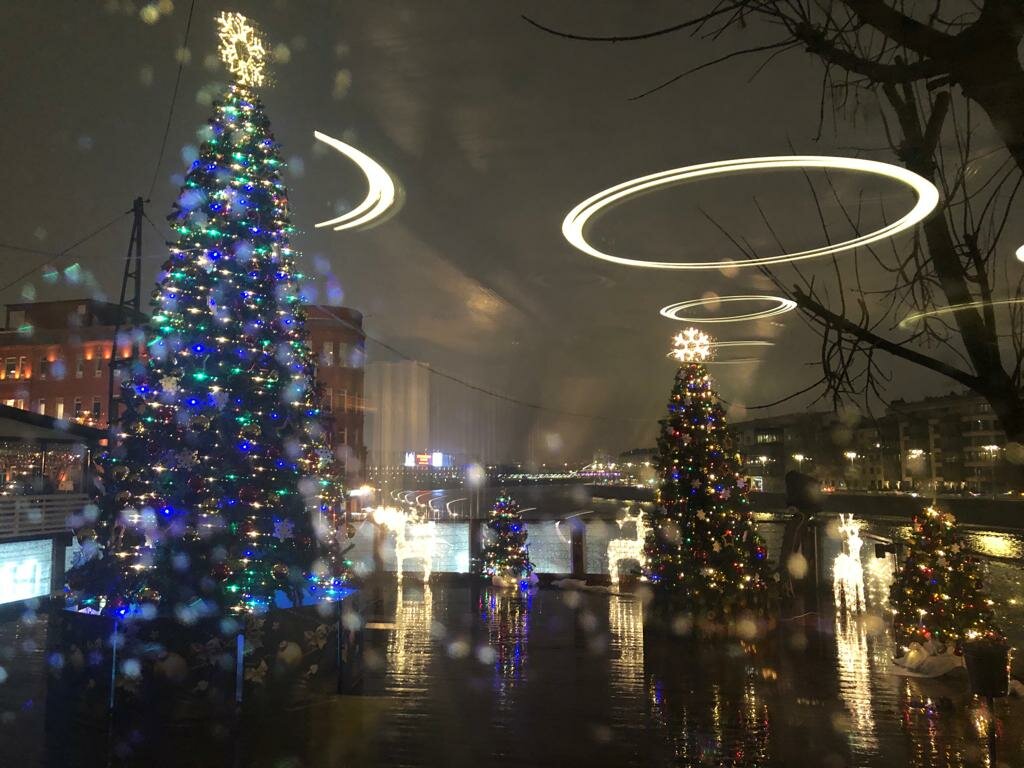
711 340 775 349
562 156 940 270
660 295 796 324
313 130 398 231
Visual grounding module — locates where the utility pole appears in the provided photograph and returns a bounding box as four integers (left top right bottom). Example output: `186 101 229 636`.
107 197 147 428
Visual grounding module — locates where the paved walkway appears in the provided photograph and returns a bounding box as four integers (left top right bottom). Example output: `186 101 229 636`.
1 580 1020 766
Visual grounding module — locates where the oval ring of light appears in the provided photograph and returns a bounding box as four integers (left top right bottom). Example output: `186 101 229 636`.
660 295 796 324
711 340 775 349
562 155 940 270
899 298 1024 329
314 130 398 231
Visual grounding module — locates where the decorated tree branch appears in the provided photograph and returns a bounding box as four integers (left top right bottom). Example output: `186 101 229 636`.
643 329 773 623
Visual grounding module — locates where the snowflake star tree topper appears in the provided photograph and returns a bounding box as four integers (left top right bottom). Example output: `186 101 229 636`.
670 327 712 363
217 11 267 88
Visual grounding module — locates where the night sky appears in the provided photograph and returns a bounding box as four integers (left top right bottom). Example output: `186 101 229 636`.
3 1 1016 462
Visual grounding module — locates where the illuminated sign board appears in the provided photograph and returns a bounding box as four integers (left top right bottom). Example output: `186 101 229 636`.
0 539 53 605
403 451 454 469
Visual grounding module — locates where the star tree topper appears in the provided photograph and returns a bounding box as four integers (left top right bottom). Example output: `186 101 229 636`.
216 11 267 88
670 327 712 363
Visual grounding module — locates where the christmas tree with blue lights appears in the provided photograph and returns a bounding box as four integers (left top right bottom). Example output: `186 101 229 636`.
69 13 345 617
643 329 772 622
480 491 534 583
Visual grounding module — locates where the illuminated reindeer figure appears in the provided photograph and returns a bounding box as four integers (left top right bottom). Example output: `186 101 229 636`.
833 513 864 609
373 507 438 582
607 508 648 587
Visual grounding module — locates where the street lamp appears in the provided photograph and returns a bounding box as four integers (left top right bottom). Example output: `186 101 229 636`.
843 451 859 489
792 453 805 471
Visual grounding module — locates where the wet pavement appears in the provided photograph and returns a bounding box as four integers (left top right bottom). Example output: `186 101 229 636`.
1 573 1022 767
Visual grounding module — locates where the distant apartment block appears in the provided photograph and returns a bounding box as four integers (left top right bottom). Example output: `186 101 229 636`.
732 392 1019 495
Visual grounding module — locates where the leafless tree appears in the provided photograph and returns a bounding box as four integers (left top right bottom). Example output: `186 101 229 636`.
526 1 1024 444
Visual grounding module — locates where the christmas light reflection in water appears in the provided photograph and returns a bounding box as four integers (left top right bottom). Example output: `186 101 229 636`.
480 588 532 700
833 514 878 753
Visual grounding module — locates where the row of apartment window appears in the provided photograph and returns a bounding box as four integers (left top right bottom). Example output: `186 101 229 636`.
320 341 363 368
323 387 361 412
3 355 107 380
3 396 101 420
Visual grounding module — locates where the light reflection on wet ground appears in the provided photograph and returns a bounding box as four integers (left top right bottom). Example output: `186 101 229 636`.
1 562 1022 766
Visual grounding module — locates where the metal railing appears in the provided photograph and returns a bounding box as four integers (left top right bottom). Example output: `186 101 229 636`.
0 493 87 539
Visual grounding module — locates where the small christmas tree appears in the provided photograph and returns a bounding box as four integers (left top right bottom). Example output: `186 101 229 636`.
480 491 533 583
69 13 345 617
890 506 1001 650
643 329 773 621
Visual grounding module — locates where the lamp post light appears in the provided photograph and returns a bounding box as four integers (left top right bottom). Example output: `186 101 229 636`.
843 451 859 489
792 453 806 471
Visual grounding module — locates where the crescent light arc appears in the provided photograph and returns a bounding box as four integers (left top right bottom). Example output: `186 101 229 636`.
660 295 797 324
313 130 398 231
562 155 940 270
899 298 1024 329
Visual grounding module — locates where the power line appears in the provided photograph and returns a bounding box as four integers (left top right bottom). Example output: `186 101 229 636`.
147 0 199 199
0 242 60 258
317 306 657 424
0 212 129 296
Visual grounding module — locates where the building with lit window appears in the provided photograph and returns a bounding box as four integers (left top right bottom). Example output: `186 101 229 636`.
731 392 1020 495
304 305 367 482
0 300 146 428
0 300 367 482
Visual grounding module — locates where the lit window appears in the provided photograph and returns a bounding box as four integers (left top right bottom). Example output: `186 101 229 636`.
4 358 15 379
55 398 64 419
18 356 27 378
37 399 45 415
95 356 103 377
322 340 334 366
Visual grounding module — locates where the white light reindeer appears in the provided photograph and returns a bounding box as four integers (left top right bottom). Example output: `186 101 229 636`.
833 513 864 608
607 509 648 587
373 506 438 582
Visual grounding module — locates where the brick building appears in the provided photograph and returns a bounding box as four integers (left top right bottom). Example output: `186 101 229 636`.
304 305 367 481
0 299 367 482
0 299 144 428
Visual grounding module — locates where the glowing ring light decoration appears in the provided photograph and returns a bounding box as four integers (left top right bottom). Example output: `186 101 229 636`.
660 295 796 324
899 298 1024 329
562 156 940 270
711 340 775 349
314 130 398 231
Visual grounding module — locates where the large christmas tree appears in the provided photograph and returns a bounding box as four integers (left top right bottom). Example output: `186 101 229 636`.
643 328 773 620
890 506 1001 650
479 491 534 583
71 13 345 616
